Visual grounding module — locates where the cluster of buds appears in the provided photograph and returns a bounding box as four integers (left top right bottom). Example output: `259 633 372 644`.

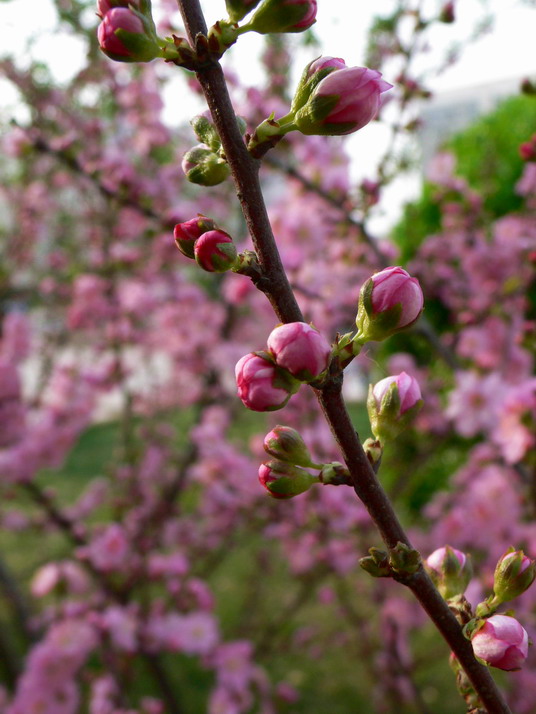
235 322 332 411
249 56 391 155
426 545 535 672
258 426 351 498
181 115 240 187
173 216 238 273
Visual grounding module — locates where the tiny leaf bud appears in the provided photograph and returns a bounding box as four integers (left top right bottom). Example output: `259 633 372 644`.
263 425 319 468
471 615 529 671
182 145 230 186
190 116 222 153
426 546 473 600
355 266 424 344
360 547 391 578
194 230 238 272
493 548 536 605
173 215 216 259
389 542 421 575
258 460 317 499
267 322 331 382
367 372 423 443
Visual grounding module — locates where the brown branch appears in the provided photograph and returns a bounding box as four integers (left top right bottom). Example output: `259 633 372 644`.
175 2 511 712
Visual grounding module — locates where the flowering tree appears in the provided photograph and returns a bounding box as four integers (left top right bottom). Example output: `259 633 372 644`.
1 1 536 713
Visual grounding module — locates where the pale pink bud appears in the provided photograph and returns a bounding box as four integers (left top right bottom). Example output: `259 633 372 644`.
370 267 424 327
267 322 331 381
471 615 529 671
194 230 237 273
372 372 421 414
97 8 144 57
0 361 21 402
235 353 291 412
295 66 392 136
427 546 466 572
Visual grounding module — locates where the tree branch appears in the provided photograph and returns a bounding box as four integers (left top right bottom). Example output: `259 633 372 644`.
175 2 512 712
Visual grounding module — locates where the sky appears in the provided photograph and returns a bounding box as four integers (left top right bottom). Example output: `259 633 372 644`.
1 0 535 229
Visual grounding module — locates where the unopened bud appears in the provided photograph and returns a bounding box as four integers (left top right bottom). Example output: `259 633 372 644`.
194 230 237 272
267 322 331 382
493 548 536 605
182 145 230 186
258 459 317 499
367 372 423 443
426 546 472 599
243 0 317 35
235 352 299 412
97 7 160 62
263 426 319 468
360 547 391 578
355 266 424 344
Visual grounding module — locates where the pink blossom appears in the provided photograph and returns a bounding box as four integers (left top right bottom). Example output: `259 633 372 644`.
81 523 130 572
267 322 331 380
471 615 529 670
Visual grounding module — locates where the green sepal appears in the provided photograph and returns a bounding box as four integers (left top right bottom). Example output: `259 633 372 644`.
207 19 240 58
244 0 316 35
264 426 319 468
225 0 262 23
190 116 222 153
367 382 423 444
492 548 536 605
319 462 352 486
183 148 230 186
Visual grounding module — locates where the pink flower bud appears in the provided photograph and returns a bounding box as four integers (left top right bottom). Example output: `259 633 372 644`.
267 322 331 381
263 425 317 467
258 460 316 499
370 267 424 326
235 353 292 412
471 615 529 671
372 372 422 415
294 66 392 136
493 549 536 604
173 215 216 259
194 230 237 273
97 8 159 62
356 266 424 342
426 546 472 599
368 372 423 443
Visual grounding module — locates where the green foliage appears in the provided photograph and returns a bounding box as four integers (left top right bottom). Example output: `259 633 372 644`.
392 93 536 261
